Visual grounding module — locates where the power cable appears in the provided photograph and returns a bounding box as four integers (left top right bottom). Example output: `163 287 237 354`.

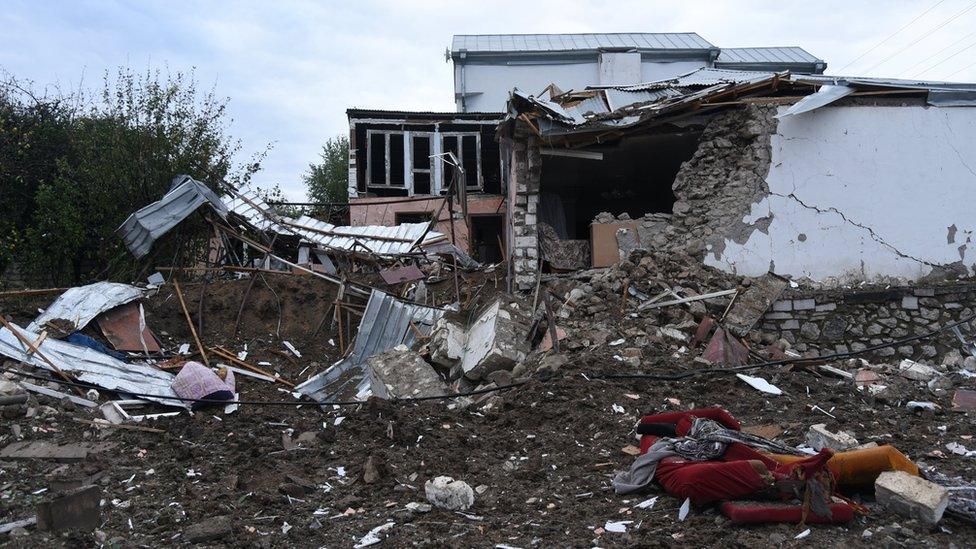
944 57 976 78
860 1 976 74
0 363 527 408
897 29 976 76
913 37 976 76
836 0 947 72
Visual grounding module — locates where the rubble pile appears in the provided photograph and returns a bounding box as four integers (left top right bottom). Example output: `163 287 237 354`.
0 179 975 546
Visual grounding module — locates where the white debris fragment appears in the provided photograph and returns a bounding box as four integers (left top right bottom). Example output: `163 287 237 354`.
635 496 658 509
609 338 625 347
795 528 811 539
178 343 190 355
353 522 395 548
906 401 939 412
611 404 625 414
946 442 976 457
604 520 633 533
283 341 301 358
735 374 783 395
678 497 691 521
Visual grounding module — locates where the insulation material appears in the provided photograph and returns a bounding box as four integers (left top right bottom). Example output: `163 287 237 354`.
0 322 185 408
96 302 162 353
28 282 145 333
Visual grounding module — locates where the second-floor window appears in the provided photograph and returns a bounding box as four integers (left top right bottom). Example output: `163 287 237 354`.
366 130 481 195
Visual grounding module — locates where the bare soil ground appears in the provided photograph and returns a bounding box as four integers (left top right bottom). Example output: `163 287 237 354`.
1 274 975 548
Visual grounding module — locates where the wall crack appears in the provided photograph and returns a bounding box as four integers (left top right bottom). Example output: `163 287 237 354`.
769 191 943 268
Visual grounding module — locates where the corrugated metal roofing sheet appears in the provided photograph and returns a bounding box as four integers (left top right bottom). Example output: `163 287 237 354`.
716 47 822 65
28 282 144 333
451 33 714 54
0 322 185 408
294 290 444 403
617 68 781 90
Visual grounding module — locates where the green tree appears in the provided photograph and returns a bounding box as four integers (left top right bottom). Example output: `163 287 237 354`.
303 135 348 204
0 67 264 286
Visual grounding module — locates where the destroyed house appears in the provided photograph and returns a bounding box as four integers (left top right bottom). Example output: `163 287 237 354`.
347 109 507 264
502 69 976 288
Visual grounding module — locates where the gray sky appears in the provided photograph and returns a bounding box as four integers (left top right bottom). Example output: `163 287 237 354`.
3 0 975 199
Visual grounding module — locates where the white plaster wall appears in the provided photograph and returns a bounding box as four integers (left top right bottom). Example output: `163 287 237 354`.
459 60 707 112
598 52 641 85
705 105 976 283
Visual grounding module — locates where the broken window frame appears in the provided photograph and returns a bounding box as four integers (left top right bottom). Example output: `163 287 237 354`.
365 129 483 196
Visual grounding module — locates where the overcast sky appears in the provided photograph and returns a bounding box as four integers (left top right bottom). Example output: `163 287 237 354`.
3 0 975 199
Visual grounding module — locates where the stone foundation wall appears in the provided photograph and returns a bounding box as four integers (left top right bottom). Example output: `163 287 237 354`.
509 133 542 290
760 283 976 361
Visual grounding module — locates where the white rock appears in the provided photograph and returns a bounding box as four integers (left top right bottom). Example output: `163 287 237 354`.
424 476 474 511
898 359 939 381
875 471 948 525
806 423 858 451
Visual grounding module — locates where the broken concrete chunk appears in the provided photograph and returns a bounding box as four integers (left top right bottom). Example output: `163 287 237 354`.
898 359 940 382
184 515 234 543
0 441 92 462
366 349 449 400
36 485 101 532
875 471 948 525
424 476 474 511
428 317 466 368
460 300 528 381
806 424 858 451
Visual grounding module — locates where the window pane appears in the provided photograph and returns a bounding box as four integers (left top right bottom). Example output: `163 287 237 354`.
442 136 460 189
413 171 431 195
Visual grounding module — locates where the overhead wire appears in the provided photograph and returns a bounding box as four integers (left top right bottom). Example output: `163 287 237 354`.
836 0 947 72
913 38 976 76
944 57 976 78
897 29 976 76
860 1 976 74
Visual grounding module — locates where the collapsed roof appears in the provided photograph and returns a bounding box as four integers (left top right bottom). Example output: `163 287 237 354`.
508 67 976 145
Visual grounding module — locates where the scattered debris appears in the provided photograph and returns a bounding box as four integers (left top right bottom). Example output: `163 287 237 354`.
735 374 783 395
875 471 949 525
424 476 474 511
806 424 859 451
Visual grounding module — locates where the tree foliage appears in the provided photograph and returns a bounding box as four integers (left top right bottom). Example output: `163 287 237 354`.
303 135 348 204
0 67 262 287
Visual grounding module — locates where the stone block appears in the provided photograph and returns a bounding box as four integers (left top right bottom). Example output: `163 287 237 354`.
792 299 816 311
36 485 101 532
815 303 837 312
875 471 948 525
461 301 528 381
772 300 792 312
780 320 800 330
184 515 234 543
799 322 821 339
366 348 449 400
898 359 939 381
806 424 858 451
425 476 474 511
901 296 919 310
913 288 936 297
429 318 467 368
764 312 794 320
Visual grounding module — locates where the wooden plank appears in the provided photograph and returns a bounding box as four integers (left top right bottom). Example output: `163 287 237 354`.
172 278 209 367
210 346 294 388
637 289 738 311
0 441 91 462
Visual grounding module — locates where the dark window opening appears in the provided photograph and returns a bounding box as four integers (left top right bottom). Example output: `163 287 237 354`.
395 212 434 224
470 215 504 264
412 136 430 169
462 135 479 188
369 134 386 185
413 172 431 195
389 134 404 186
538 130 703 240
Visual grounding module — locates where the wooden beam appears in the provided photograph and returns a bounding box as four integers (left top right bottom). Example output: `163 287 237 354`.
0 315 87 397
172 278 209 367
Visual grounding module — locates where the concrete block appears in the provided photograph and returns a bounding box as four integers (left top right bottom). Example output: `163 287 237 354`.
806 423 858 451
898 359 940 381
36 485 101 532
429 318 466 368
425 476 474 511
792 299 816 311
875 471 948 525
901 296 919 310
366 349 449 399
461 301 528 381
